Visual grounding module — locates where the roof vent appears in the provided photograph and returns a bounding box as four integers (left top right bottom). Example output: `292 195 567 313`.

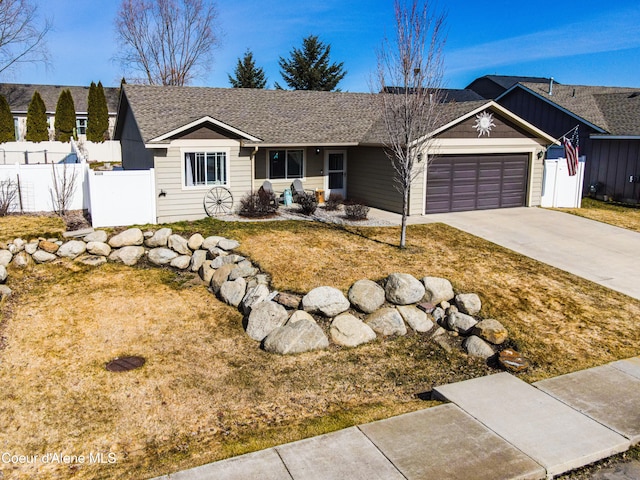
572 88 576 97
548 77 554 96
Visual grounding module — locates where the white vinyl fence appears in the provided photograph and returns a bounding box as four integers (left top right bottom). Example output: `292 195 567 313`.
87 169 156 228
0 162 157 228
0 140 122 164
541 157 586 208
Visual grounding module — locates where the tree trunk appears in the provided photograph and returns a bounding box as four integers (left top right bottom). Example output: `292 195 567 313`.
400 184 410 248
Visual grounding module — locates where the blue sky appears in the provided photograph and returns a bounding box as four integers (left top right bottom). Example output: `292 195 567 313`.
8 0 640 91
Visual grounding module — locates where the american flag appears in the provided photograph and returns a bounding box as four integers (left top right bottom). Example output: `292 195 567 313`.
563 128 579 176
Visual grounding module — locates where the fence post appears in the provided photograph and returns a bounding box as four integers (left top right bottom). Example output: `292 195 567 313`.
24 151 29 164
16 173 23 213
45 150 48 164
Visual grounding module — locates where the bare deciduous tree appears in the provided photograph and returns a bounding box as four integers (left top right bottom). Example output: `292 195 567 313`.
0 179 18 215
0 0 51 76
374 0 446 248
114 0 220 86
50 163 78 217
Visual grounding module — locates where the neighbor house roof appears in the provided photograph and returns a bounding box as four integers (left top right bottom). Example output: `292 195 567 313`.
118 84 554 147
477 75 555 90
507 82 640 136
0 83 120 114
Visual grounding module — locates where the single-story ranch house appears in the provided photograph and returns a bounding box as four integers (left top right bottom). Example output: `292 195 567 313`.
114 84 557 223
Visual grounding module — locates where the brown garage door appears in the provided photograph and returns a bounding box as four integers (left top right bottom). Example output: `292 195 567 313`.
426 154 529 214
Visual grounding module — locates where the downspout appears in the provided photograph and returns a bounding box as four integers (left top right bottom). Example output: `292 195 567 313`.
250 145 258 192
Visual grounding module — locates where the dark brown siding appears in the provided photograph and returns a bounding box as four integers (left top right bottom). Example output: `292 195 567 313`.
426 154 529 213
438 111 536 139
173 124 242 140
590 139 640 203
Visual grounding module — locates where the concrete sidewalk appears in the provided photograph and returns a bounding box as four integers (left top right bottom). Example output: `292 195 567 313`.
367 207 640 300
152 356 640 480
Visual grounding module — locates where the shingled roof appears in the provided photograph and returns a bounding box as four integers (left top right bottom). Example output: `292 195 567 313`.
0 83 120 114
120 84 496 146
513 82 640 135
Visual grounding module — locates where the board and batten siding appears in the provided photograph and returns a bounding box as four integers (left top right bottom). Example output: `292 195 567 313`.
154 139 251 223
590 138 640 203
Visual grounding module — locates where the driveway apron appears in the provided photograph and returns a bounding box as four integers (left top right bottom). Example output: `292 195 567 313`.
421 207 640 300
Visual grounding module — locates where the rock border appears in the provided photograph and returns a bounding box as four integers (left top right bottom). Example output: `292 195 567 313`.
0 228 524 369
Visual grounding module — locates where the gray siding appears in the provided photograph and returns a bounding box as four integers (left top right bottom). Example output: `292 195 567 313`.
254 147 324 193
155 141 251 223
348 147 404 214
119 105 153 170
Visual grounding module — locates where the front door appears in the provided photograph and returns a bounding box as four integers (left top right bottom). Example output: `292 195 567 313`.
325 150 347 199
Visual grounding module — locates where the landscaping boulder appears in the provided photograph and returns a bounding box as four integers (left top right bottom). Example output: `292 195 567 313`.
384 273 425 305
455 293 482 315
0 250 12 267
198 260 215 284
365 307 407 336
32 250 57 264
0 284 12 298
499 349 530 373
229 261 258 281
218 238 240 251
472 319 508 345
77 255 107 267
211 254 242 269
302 286 350 317
240 283 270 315
109 228 144 248
422 276 455 304
190 249 208 272
39 240 59 254
109 246 145 266
202 235 224 250
219 277 246 307
86 241 111 257
432 306 446 324
396 305 434 333
446 312 477 335
330 313 377 347
0 265 6 283
83 230 108 243
12 251 31 267
348 279 385 313
148 247 179 266
57 240 87 259
25 242 38 255
170 255 191 270
145 228 172 248
168 234 190 255
187 233 204 251
210 263 235 293
275 292 301 309
246 301 289 341
463 335 495 359
287 310 315 324
263 318 329 354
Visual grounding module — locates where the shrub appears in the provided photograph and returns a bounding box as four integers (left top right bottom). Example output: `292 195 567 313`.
344 203 370 220
0 95 15 143
297 192 318 215
26 91 49 142
0 179 17 216
54 89 76 142
238 190 278 218
324 192 343 211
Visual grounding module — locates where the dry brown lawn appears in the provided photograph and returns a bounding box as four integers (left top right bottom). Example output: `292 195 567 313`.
0 214 65 243
557 197 640 232
1 215 639 479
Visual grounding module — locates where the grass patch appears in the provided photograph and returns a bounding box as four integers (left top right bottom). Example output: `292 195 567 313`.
0 214 65 242
1 217 639 478
556 197 640 232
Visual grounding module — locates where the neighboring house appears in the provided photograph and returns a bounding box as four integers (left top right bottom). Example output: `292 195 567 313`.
468 75 640 203
0 83 120 141
114 84 556 223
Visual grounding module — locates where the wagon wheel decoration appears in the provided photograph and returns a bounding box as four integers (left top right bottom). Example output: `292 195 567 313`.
203 186 234 216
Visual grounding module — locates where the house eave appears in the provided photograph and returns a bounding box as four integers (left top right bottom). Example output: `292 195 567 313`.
590 135 640 140
242 142 359 148
149 116 262 143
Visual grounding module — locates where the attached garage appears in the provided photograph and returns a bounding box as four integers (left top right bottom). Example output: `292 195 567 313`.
425 153 529 213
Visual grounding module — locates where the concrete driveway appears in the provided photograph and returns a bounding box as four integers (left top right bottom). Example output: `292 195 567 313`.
419 207 640 300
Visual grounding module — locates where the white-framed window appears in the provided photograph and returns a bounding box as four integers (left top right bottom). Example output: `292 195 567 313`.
76 118 87 135
268 149 303 179
13 118 20 141
184 151 228 187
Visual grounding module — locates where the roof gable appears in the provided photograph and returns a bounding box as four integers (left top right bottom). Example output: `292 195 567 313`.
149 116 261 142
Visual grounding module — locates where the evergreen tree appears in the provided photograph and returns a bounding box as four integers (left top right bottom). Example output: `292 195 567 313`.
54 89 76 142
87 81 109 142
228 50 267 88
277 35 346 91
26 90 48 142
0 95 15 143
